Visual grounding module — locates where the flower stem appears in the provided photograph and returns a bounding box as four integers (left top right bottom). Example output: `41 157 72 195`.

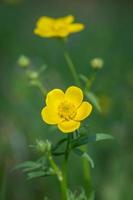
36 80 47 96
60 134 72 200
30 79 47 96
61 39 80 86
64 51 80 86
82 145 93 198
61 160 68 200
48 153 68 200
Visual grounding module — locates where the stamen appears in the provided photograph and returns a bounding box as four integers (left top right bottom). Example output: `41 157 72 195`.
58 101 77 120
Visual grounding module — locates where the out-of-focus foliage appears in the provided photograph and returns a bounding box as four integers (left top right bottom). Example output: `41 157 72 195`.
0 0 133 200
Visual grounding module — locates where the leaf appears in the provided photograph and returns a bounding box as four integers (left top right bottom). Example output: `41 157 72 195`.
71 133 114 148
27 168 55 180
85 91 102 113
73 148 94 168
13 159 46 173
96 133 114 141
27 171 46 179
13 161 39 171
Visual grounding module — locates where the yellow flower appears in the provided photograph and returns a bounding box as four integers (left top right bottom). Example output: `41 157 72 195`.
34 15 85 38
41 86 92 133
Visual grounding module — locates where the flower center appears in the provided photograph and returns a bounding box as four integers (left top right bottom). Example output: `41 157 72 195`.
58 101 77 120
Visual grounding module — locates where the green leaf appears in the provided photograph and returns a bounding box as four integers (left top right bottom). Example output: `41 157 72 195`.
73 148 94 168
27 170 46 179
96 133 114 141
85 91 102 113
13 161 39 171
27 168 54 180
71 133 114 148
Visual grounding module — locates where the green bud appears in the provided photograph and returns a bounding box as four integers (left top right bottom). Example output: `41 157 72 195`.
27 70 39 79
36 140 51 154
90 58 104 69
17 55 30 68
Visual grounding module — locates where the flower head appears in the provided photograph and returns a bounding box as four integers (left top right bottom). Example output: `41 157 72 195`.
41 86 92 133
34 15 85 38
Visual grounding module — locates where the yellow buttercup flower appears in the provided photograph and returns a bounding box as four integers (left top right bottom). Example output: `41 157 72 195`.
34 15 85 38
41 86 92 133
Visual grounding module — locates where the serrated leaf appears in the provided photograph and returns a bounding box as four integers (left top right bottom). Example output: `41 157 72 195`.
74 148 94 168
85 91 102 113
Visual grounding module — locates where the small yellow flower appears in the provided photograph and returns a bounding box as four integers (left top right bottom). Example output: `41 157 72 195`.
34 15 85 38
41 86 92 133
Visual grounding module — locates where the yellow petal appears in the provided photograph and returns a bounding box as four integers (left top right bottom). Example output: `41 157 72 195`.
65 86 83 107
74 101 92 121
46 89 65 108
57 15 74 24
57 29 70 37
36 16 54 28
58 120 80 133
69 23 85 33
34 28 55 38
41 106 61 125
34 16 55 38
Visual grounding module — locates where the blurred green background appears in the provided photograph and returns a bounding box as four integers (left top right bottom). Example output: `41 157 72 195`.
0 0 133 199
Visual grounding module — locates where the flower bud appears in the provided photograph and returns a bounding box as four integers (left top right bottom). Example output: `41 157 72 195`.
27 70 39 79
17 55 30 68
90 58 104 69
36 139 51 154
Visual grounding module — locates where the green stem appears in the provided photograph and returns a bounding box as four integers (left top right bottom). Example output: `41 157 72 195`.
61 135 72 200
37 81 47 96
74 131 93 197
64 51 80 86
31 79 47 96
48 154 68 200
61 39 80 86
48 154 62 181
82 145 93 198
85 69 99 91
61 160 68 200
